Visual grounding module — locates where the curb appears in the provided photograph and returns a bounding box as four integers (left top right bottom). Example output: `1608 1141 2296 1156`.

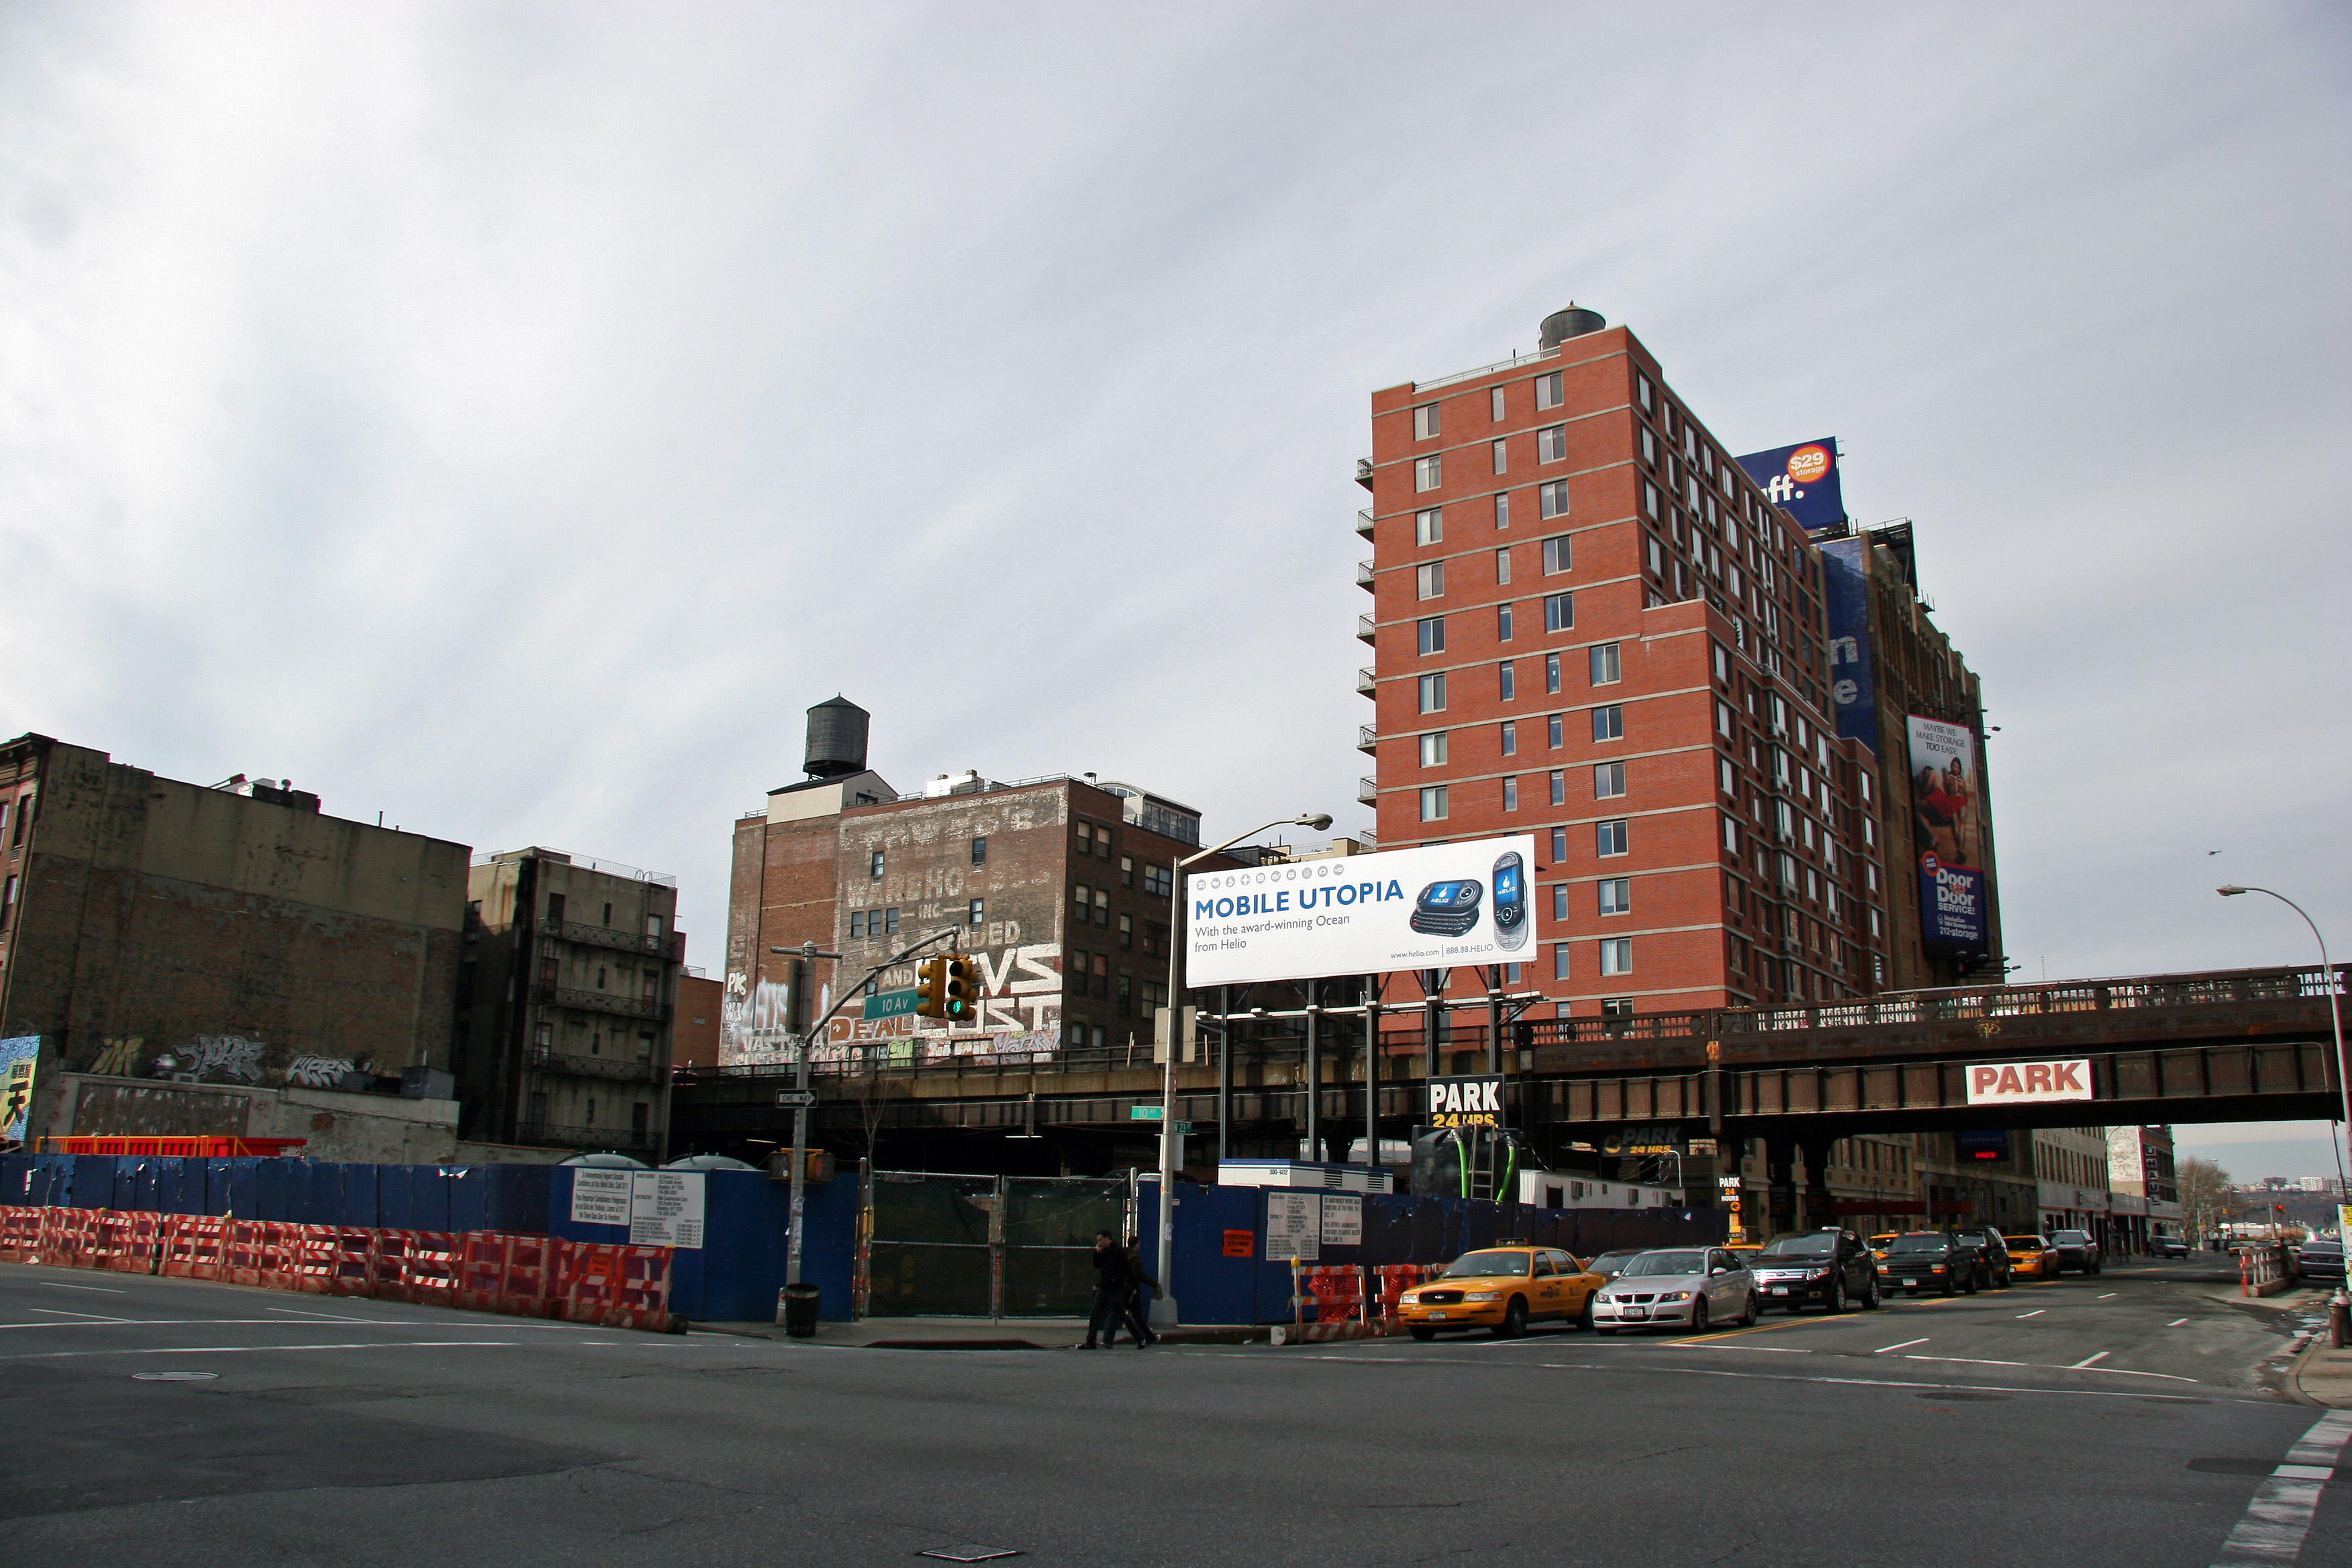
2284 1332 2343 1409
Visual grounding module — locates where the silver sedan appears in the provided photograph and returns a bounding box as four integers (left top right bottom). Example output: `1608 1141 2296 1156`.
1590 1246 1758 1334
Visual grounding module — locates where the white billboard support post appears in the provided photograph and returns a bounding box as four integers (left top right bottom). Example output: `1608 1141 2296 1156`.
1155 812 1332 1327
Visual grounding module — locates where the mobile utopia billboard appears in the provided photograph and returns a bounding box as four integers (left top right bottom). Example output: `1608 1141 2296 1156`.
1735 438 1847 535
1906 715 1992 954
1183 834 1538 987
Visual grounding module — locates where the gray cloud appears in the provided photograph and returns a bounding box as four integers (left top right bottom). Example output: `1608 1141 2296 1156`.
3 1 2346 1008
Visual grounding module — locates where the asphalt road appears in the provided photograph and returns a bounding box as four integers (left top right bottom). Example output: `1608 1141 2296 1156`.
3 1258 2347 1568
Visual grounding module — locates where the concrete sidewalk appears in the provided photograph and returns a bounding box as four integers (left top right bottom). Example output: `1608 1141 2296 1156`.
700 1315 1275 1349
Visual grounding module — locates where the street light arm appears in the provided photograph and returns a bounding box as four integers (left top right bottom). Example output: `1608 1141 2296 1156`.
2217 883 2348 1208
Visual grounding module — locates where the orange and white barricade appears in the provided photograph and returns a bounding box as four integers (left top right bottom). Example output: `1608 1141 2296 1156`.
97 1210 165 1273
554 1240 677 1332
1293 1264 1369 1326
160 1215 229 1279
0 1205 48 1263
36 1208 101 1267
1371 1263 1446 1326
372 1229 462 1307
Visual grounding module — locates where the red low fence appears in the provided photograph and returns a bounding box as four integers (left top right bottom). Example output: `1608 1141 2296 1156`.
0 1205 677 1332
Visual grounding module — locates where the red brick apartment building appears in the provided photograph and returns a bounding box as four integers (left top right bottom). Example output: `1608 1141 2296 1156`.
1361 307 1890 1022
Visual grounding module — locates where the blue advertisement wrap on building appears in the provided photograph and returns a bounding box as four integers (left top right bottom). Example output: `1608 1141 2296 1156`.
1736 438 1846 534
1817 538 1878 748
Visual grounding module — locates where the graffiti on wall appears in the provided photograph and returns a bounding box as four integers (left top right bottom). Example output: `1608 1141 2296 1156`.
187 1035 268 1082
283 1055 358 1089
720 971 799 1069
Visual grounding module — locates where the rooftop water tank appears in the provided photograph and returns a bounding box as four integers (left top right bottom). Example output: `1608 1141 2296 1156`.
1538 304 1607 347
805 695 871 779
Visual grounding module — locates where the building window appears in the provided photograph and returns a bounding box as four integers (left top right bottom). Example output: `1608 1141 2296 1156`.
1552 944 1571 981
1540 481 1570 519
1419 786 1449 822
1120 854 1135 888
869 850 885 881
1600 938 1632 976
1640 428 1657 467
1550 826 1568 863
1551 885 1569 922
1499 720 1517 756
1636 372 1654 411
1601 997 1634 1018
1595 761 1626 798
1544 653 1561 695
1536 424 1567 462
1596 819 1629 856
1418 673 1447 713
1494 493 1510 529
1719 758 1736 795
1492 440 1509 475
1716 699 1734 738
1495 547 1512 585
969 897 985 928
1549 770 1566 807
546 893 567 924
849 910 866 938
1416 616 1445 654
1072 883 1090 920
0 873 14 931
1598 877 1631 916
1544 593 1573 633
1542 535 1572 575
1591 704 1623 741
1093 888 1110 926
1144 863 1171 897
1415 455 1442 491
1419 732 1449 767
1416 561 1444 600
1536 371 1563 409
1547 712 1564 748
1498 661 1515 701
1589 642 1620 684
1414 403 1440 440
885 907 901 936
1502 776 1519 812
1642 481 1661 520
1416 508 1442 545
1118 913 1134 950
1496 602 1514 642
1490 387 1507 421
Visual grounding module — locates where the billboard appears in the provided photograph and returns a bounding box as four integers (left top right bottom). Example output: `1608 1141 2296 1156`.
1965 1060 2092 1106
1735 438 1847 534
1183 834 1537 987
0 1036 37 1146
1817 538 1879 748
1906 716 1992 954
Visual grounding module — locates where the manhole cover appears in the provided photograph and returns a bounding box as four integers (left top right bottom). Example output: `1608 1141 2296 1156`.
132 1371 219 1381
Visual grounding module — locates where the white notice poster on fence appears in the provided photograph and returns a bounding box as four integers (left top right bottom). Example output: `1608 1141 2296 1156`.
1266 1191 1320 1262
629 1171 705 1250
1319 1192 1362 1248
569 1169 633 1228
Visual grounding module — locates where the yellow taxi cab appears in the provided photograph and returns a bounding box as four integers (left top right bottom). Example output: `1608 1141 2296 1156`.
1398 1244 1604 1340
1869 1233 1901 1261
1724 1242 1767 1265
2006 1234 2061 1279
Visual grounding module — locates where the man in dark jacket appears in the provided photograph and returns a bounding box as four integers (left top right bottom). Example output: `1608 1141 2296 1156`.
1080 1230 1129 1349
1106 1233 1159 1349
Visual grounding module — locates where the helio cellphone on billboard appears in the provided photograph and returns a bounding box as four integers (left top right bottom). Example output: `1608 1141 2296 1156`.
1183 834 1539 987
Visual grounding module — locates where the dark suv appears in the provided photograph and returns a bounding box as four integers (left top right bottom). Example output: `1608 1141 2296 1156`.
1747 1228 1883 1314
1879 1231 1980 1297
2048 1228 2104 1275
1949 1225 2013 1289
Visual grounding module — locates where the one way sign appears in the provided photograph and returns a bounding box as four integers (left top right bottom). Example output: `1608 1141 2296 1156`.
774 1089 819 1109
1426 1074 1504 1129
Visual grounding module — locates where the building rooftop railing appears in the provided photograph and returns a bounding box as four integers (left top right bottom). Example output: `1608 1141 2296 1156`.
1415 344 1559 393
472 848 677 887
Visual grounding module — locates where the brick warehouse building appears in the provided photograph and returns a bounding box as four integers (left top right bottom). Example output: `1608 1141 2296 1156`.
1361 305 1904 1025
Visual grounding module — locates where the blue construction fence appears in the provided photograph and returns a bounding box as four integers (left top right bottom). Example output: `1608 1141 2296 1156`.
1139 1179 1728 1325
0 1153 861 1326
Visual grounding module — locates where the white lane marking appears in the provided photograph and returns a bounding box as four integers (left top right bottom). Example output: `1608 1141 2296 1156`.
34 1281 128 1293
0 1340 518 1361
2098 1292 2118 1300
2016 1310 2046 1318
265 1308 403 1323
2070 1351 2110 1368
26 1308 134 1322
1875 1338 1930 1354
2094 1367 2198 1382
2209 1408 2352 1567
1907 1355 2025 1367
2168 1318 2190 1327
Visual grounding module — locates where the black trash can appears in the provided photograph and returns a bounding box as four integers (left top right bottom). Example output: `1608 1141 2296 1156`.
779 1283 821 1338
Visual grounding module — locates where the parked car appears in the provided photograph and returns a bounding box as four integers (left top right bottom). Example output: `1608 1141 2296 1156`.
1747 1228 1882 1313
1398 1246 1605 1340
1591 1246 1758 1335
1949 1225 2014 1289
1878 1231 1980 1297
2150 1233 2190 1260
2294 1240 2346 1284
1586 1249 1647 1282
2006 1234 2061 1279
2047 1228 2104 1275
1868 1232 1902 1260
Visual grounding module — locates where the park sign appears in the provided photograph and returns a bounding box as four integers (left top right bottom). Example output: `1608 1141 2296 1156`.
1964 1059 2094 1106
1183 834 1537 988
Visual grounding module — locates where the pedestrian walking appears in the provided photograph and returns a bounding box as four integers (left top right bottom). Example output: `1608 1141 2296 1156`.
1108 1233 1158 1349
1079 1230 1130 1349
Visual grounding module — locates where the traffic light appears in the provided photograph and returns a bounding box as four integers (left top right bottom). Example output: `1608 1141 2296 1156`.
942 954 979 1024
915 956 949 1018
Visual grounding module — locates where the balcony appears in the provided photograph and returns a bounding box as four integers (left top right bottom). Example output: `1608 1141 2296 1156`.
527 1046 667 1085
537 984 673 1023
1355 458 1375 491
1357 614 1376 642
1357 725 1378 754
549 918 684 961
1356 508 1375 537
1356 560 1375 591
1357 667 1376 697
1358 777 1378 805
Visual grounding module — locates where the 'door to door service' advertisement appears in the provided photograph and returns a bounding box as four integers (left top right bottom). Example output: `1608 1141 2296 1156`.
1183 834 1538 987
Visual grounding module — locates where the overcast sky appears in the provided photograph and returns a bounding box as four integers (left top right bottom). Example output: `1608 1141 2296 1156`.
5 3 2346 1171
